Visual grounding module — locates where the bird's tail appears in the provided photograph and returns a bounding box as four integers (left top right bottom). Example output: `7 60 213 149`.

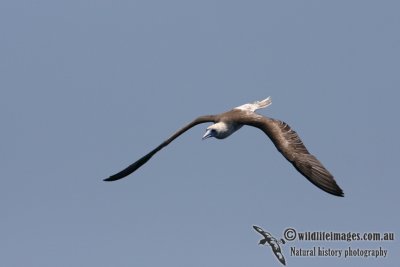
253 97 272 110
234 96 272 112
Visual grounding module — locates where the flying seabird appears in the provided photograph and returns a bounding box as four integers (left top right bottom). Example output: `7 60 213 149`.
253 225 286 265
104 97 344 197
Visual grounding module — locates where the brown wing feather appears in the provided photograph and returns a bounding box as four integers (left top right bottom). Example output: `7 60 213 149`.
245 115 344 197
104 115 216 181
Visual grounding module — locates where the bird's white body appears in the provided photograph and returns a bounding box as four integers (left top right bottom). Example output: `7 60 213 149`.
203 97 272 140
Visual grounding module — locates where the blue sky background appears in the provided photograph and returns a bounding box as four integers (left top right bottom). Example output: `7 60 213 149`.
1 1 399 266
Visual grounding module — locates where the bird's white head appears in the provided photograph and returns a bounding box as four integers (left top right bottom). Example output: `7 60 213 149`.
202 122 232 140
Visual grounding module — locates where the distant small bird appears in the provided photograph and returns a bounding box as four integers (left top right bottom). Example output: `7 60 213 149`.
253 225 286 265
104 97 344 197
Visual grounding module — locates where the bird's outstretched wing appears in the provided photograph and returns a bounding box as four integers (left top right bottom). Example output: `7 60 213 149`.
253 225 271 238
244 115 344 197
271 246 286 265
104 115 216 181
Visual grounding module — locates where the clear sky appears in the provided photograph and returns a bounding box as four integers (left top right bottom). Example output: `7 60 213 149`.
1 1 399 266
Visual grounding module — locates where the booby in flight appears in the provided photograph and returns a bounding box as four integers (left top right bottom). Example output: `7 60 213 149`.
253 225 286 265
104 97 344 197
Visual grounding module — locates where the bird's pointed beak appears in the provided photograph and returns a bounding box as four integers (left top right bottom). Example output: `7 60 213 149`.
202 129 213 140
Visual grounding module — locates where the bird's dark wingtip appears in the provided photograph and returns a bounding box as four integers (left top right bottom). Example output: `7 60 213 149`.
329 184 345 197
324 186 344 197
103 174 122 182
